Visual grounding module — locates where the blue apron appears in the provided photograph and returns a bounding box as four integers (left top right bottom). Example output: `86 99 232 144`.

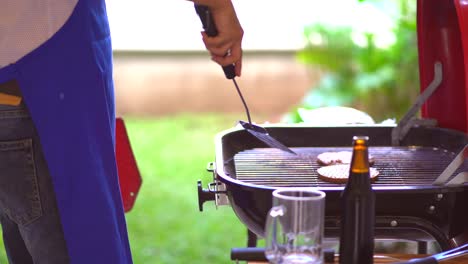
0 1 133 263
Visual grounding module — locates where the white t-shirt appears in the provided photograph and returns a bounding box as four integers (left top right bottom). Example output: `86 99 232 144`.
0 0 79 68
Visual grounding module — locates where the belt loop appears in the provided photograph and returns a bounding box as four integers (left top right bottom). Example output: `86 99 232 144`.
0 79 23 106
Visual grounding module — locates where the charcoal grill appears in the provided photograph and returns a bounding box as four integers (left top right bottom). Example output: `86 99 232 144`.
196 0 468 257
198 124 468 251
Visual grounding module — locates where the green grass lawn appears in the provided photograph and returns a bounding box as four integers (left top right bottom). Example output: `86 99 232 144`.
0 113 252 263
124 114 249 263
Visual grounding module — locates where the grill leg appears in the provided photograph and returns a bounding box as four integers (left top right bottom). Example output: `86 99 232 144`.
417 241 428 254
247 229 257 247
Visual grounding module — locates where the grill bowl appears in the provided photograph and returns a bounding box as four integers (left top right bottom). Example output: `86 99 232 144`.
213 125 468 249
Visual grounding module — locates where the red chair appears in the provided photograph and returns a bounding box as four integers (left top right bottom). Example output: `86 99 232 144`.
115 117 142 212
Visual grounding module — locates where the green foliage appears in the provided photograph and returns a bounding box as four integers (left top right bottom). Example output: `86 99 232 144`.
290 0 419 123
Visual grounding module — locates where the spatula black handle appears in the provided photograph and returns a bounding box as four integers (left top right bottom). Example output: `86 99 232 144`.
194 4 236 79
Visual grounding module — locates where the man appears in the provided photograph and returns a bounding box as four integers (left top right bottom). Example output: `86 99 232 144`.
0 0 243 263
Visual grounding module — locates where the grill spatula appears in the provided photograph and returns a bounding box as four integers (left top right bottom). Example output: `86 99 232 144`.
195 4 296 155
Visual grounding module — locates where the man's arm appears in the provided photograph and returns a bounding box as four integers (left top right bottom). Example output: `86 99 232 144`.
188 0 243 77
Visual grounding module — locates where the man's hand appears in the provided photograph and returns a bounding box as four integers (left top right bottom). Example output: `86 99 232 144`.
191 0 243 77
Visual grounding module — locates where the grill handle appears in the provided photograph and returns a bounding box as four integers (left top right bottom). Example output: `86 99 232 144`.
392 62 442 146
231 247 267 262
197 180 215 212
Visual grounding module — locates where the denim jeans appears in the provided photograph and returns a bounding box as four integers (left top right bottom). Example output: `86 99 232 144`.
0 96 70 263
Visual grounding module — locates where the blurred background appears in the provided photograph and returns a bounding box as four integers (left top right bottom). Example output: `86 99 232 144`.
0 0 420 263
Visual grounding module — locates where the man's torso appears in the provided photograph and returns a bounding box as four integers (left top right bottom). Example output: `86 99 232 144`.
0 0 78 69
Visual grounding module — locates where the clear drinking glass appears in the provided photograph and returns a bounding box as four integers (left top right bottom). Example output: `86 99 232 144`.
265 188 326 264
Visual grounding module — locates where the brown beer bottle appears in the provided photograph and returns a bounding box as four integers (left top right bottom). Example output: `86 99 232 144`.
339 136 375 264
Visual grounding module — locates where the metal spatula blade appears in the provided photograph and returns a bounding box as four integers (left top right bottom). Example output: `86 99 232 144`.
232 79 296 155
238 120 296 155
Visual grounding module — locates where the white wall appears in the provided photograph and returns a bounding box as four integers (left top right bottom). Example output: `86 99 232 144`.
113 52 321 121
108 0 399 119
106 0 397 51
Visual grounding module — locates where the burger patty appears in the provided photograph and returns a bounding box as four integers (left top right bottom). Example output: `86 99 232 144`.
317 151 375 166
317 164 380 184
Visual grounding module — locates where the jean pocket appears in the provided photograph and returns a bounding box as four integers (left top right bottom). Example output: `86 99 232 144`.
0 139 42 225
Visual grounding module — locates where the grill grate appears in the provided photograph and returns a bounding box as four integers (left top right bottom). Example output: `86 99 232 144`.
233 146 467 187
